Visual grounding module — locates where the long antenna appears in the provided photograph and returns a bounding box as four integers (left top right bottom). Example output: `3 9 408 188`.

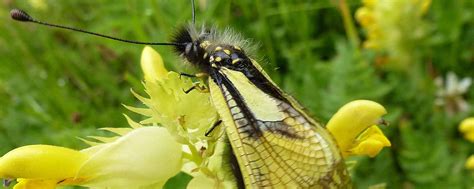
10 9 184 46
191 0 196 25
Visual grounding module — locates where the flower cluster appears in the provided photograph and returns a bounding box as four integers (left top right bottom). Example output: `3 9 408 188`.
0 47 391 188
355 0 431 67
460 117 474 170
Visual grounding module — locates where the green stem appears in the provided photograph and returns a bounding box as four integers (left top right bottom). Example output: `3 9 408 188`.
183 141 216 178
338 0 360 48
182 152 194 160
185 141 203 165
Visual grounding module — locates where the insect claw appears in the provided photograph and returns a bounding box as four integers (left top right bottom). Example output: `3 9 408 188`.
205 120 222 137
195 73 209 78
179 72 197 79
377 118 389 126
183 83 209 94
179 72 209 80
3 179 13 187
183 86 196 94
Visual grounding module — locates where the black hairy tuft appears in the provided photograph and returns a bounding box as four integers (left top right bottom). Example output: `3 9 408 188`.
171 26 193 54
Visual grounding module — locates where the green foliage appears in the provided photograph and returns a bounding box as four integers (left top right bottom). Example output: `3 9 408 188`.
0 0 472 188
163 172 193 189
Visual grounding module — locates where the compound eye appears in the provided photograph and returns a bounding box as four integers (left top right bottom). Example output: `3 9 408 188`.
184 43 193 55
192 43 199 53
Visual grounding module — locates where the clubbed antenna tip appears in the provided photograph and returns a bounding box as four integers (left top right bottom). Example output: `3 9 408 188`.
10 9 33 22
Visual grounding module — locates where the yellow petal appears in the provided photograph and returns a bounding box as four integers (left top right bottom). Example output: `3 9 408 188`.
459 117 474 142
463 132 474 143
14 179 57 189
186 172 235 189
466 155 474 170
28 0 48 11
355 7 374 27
141 46 168 81
350 125 391 157
363 40 380 50
77 126 183 188
420 0 432 15
362 0 377 8
187 173 218 189
0 145 88 179
352 139 384 158
326 100 388 157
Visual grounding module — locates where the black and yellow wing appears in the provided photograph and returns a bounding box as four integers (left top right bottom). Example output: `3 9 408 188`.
209 60 350 188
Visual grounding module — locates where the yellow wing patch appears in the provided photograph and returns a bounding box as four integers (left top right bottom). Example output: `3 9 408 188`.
220 68 284 122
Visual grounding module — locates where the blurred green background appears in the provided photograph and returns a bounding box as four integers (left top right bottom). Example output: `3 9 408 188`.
0 0 473 188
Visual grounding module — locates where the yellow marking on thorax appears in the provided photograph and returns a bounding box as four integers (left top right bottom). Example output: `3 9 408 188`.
200 40 211 48
220 68 285 122
232 59 241 64
233 46 242 51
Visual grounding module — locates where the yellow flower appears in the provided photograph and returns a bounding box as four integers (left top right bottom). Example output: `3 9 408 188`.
141 46 168 81
0 145 88 186
420 0 432 15
460 117 474 142
0 126 183 188
362 0 377 8
355 0 431 67
465 155 474 170
186 172 217 189
128 46 219 143
132 47 223 187
355 7 374 27
350 125 391 157
460 118 474 171
327 100 391 158
28 0 48 11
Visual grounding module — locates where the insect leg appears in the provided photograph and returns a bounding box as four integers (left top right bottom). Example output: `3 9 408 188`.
183 82 209 94
205 120 222 137
179 72 209 79
3 179 13 187
179 72 197 78
377 118 389 126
